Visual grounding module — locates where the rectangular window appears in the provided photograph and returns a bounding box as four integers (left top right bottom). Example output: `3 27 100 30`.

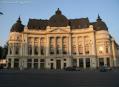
99 58 104 67
79 58 83 68
107 57 110 66
40 59 45 62
86 58 90 68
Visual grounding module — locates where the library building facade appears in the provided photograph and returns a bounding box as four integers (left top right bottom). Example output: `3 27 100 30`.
7 8 119 69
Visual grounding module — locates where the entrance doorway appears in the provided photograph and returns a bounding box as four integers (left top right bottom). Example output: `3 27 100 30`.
99 58 104 67
50 63 54 69
79 58 83 68
56 60 61 69
86 58 90 68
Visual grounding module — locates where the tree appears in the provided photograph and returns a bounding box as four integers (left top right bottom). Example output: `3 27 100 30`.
0 42 8 59
0 46 3 58
2 42 8 59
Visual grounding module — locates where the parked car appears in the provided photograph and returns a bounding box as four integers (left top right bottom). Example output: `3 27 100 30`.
65 66 80 71
100 66 112 72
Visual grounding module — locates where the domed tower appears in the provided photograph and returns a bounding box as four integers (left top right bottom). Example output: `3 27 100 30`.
94 14 108 31
8 17 24 58
95 15 111 60
48 8 69 27
10 16 24 32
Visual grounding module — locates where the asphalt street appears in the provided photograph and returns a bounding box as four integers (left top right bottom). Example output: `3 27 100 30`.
0 70 119 87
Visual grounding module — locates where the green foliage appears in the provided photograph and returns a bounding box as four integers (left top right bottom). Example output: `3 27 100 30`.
0 42 8 59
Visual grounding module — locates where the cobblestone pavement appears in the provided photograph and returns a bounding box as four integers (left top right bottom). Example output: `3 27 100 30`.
0 69 119 87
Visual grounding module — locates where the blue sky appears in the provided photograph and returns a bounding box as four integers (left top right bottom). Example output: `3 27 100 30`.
0 0 119 46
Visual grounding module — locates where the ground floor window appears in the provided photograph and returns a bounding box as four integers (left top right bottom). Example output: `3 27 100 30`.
86 58 90 68
40 59 45 69
34 63 38 69
14 59 19 69
8 59 11 68
40 63 45 69
107 57 110 67
79 58 83 68
73 59 77 67
34 59 38 69
27 59 32 69
99 58 104 67
50 63 54 69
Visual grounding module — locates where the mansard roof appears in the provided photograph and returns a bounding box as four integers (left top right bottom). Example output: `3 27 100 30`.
10 9 108 32
27 19 48 30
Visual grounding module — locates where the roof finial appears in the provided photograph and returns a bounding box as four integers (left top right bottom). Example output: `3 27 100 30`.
18 16 21 20
17 16 21 23
56 8 61 15
97 14 102 21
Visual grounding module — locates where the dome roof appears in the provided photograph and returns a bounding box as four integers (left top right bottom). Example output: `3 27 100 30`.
10 17 24 32
48 8 69 27
94 15 108 31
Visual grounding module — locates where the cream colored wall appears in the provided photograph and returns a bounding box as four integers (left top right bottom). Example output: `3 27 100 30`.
7 24 119 68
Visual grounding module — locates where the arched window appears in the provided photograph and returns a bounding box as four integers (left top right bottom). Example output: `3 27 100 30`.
15 43 20 55
85 44 89 54
78 45 83 54
63 45 67 54
50 37 54 54
34 42 38 55
40 37 45 55
56 37 60 54
28 45 32 55
72 45 76 54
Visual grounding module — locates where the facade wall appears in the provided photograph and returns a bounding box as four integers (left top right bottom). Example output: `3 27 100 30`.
7 25 119 69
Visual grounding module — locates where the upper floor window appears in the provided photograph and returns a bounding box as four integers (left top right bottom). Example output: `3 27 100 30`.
41 46 45 55
72 45 76 54
63 45 67 54
56 45 60 54
78 45 83 54
15 43 20 55
28 45 32 55
50 45 54 54
105 46 109 53
85 44 89 54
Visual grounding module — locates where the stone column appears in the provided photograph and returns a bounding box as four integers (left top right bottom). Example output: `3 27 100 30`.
54 37 56 55
23 34 28 56
69 34 72 56
76 36 79 55
60 37 63 55
32 38 34 56
83 37 85 55
104 58 107 66
46 36 50 56
38 37 41 56
77 59 79 67
11 58 14 68
13 43 15 56
83 58 86 69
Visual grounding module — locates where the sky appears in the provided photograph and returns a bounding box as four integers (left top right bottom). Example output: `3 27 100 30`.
0 0 119 46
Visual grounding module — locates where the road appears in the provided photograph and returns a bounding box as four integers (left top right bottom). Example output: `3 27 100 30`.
0 70 119 87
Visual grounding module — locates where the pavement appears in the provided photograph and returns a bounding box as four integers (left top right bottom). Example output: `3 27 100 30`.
0 69 119 87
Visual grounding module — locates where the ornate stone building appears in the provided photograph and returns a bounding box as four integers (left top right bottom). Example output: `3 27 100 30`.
7 8 119 69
